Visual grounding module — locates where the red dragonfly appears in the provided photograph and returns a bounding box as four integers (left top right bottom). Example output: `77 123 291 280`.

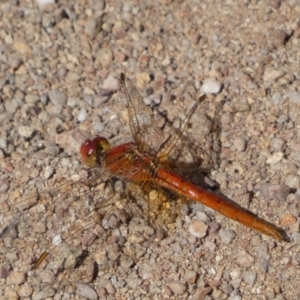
36 73 289 267
2 73 288 273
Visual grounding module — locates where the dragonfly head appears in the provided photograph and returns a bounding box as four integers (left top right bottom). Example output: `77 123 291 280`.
80 136 110 167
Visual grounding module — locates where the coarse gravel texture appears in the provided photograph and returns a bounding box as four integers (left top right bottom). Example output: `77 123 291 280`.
1 0 300 300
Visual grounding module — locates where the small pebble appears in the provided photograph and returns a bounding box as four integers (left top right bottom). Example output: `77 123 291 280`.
219 228 236 244
233 101 250 112
270 29 288 48
95 48 113 68
102 75 119 91
236 250 254 267
7 271 26 285
76 282 98 300
18 126 35 138
167 281 186 295
281 214 297 226
19 284 33 298
36 0 55 7
260 183 289 202
136 72 151 89
263 67 286 82
25 94 40 104
233 136 246 152
287 90 300 104
189 219 208 238
44 165 54 179
242 271 256 287
201 78 222 94
85 17 102 39
78 108 87 122
266 152 283 164
184 270 197 284
0 137 7 149
270 137 284 151
48 90 67 106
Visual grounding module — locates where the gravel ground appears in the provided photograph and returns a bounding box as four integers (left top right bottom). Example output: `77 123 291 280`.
1 0 300 299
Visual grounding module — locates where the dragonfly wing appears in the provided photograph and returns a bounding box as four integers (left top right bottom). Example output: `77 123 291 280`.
120 73 165 151
156 94 221 171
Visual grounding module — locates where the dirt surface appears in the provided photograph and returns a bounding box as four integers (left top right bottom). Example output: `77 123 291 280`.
1 0 300 299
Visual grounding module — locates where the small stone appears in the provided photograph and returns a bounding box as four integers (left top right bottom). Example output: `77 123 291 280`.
136 72 151 89
85 17 102 39
233 101 250 112
195 211 211 223
242 271 256 287
270 29 288 48
32 288 56 300
144 94 162 106
201 78 222 94
0 137 7 149
105 282 115 294
25 94 40 104
3 290 19 300
281 214 297 226
167 281 186 295
44 165 54 179
18 126 35 138
220 112 233 125
277 114 288 124
19 283 33 298
266 152 283 164
263 67 286 82
94 122 105 133
14 41 32 57
102 75 119 91
219 228 236 244
189 219 208 238
7 271 26 285
268 0 281 9
78 108 87 122
95 48 113 68
184 270 197 284
233 137 246 152
287 90 300 104
48 90 67 106
236 250 254 267
260 183 289 202
270 137 284 151
36 0 55 7
76 282 98 299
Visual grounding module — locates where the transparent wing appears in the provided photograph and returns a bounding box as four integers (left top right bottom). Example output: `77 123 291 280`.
120 73 166 152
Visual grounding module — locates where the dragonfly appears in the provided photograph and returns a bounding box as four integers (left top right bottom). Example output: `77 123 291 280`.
80 74 288 241
1 73 288 277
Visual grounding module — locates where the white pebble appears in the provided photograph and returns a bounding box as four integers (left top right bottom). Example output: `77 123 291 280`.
93 122 105 133
36 0 55 7
266 152 283 164
201 78 222 94
44 165 54 180
52 235 62 246
78 108 87 122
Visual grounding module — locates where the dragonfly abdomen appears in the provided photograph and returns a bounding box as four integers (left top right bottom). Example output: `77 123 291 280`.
155 168 288 241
